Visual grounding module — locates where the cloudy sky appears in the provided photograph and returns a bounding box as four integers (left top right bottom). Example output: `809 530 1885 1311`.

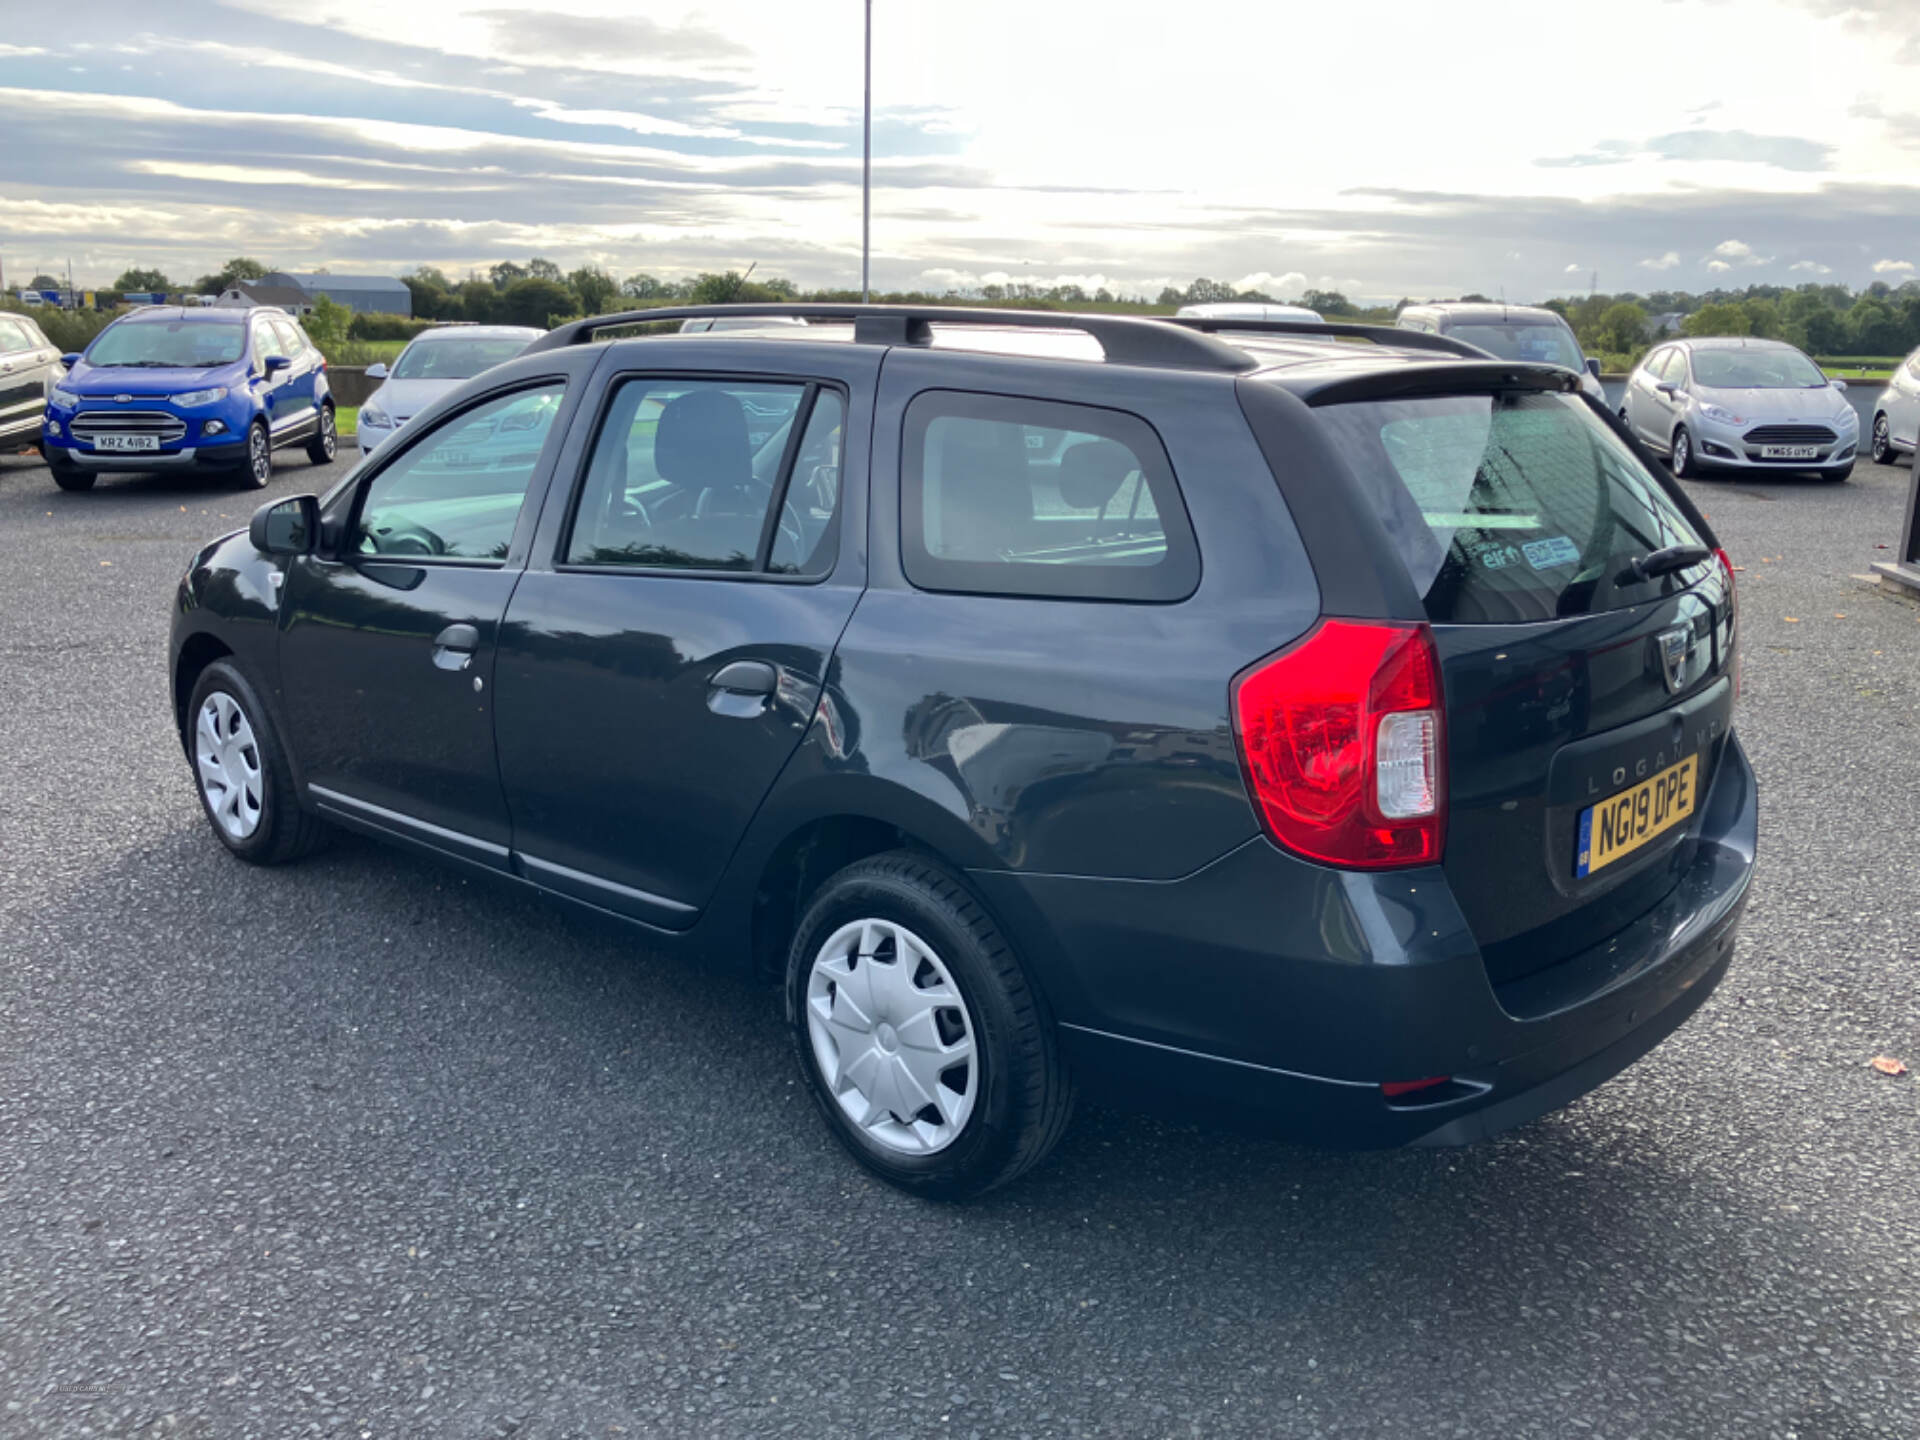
3 0 1920 301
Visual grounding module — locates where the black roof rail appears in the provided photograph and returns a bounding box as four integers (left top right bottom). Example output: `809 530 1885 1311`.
1160 314 1495 361
520 303 1260 373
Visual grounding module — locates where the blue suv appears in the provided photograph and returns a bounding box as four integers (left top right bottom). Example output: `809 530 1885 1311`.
43 306 336 492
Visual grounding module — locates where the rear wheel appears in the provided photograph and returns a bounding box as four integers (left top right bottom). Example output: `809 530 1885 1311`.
1669 425 1697 478
786 851 1075 1199
239 420 272 490
1870 414 1892 465
186 660 327 865
305 404 337 465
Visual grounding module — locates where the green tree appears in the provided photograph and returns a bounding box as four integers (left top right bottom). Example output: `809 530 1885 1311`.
193 257 268 295
1683 302 1750 338
1301 289 1357 316
620 273 666 300
488 261 528 289
526 257 563 282
27 273 60 290
1845 298 1902 356
1594 301 1649 355
301 294 352 355
113 267 172 293
497 276 576 329
567 265 619 316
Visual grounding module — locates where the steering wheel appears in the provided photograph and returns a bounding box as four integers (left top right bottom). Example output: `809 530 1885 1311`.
369 518 447 557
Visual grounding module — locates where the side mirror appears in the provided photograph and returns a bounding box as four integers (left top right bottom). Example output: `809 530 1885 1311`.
250 494 318 555
1831 377 1848 392
60 352 82 369
264 354 292 374
364 362 389 379
1585 357 1602 378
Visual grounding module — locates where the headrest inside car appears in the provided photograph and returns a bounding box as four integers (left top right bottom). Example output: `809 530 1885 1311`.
1058 438 1140 513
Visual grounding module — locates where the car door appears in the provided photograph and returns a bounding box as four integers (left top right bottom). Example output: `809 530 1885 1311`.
271 317 320 430
1888 350 1920 450
492 346 879 927
248 316 295 433
0 316 47 439
1626 347 1669 444
276 374 579 868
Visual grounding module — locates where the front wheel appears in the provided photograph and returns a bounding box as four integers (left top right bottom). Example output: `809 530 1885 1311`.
186 660 327 864
1870 414 1892 465
1670 425 1697 478
786 851 1075 1199
239 420 272 490
305 404 337 465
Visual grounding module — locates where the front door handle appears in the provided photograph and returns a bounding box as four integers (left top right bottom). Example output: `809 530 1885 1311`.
709 659 777 695
431 623 479 671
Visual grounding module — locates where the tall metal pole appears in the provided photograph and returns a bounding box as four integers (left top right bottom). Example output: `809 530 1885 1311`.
861 0 871 303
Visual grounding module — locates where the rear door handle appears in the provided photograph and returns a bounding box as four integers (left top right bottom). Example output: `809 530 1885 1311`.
431 623 479 671
709 659 777 695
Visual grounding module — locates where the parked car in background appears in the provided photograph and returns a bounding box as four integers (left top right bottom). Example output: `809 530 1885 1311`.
170 303 1753 1197
0 311 64 451
356 325 543 456
42 306 335 491
679 315 812 334
1869 343 1920 466
1623 337 1858 481
1175 301 1323 324
1397 302 1606 403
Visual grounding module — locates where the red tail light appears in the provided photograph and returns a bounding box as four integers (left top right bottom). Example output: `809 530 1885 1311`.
1715 546 1740 707
1231 620 1446 869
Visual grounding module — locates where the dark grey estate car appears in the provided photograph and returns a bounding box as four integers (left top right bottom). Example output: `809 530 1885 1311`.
169 305 1755 1196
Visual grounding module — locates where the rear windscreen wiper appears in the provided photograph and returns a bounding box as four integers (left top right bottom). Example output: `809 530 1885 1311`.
1625 543 1713 582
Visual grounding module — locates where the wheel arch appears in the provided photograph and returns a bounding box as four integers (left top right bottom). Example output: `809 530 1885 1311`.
173 631 234 753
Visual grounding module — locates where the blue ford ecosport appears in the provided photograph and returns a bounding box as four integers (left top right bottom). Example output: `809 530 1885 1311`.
44 306 336 492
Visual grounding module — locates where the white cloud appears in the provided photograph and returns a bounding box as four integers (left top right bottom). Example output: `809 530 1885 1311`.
1639 251 1682 270
1789 260 1833 274
0 44 47 57
1564 262 1583 273
1706 259 1733 273
1871 258 1914 273
1234 270 1308 297
1706 239 1770 266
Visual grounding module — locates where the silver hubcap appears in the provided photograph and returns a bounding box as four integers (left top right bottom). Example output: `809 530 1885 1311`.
251 429 269 480
320 410 335 456
805 918 977 1154
1875 418 1888 456
194 692 263 839
1674 433 1688 468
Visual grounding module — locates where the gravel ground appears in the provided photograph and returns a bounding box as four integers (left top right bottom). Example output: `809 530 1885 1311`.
1 445 1916 1439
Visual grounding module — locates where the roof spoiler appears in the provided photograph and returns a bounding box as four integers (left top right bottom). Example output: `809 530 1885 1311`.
1161 315 1495 360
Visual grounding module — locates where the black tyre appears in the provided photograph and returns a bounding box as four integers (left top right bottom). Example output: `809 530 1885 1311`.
305 404 337 465
49 458 95 492
1670 425 1697 478
786 851 1075 1199
240 419 272 490
185 659 327 865
1870 414 1892 465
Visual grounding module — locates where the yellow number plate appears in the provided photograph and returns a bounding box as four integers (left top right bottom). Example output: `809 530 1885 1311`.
1576 754 1697 878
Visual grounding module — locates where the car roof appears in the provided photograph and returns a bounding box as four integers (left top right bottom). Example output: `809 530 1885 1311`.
406 324 543 341
119 306 249 324
1672 336 1799 351
1401 302 1565 324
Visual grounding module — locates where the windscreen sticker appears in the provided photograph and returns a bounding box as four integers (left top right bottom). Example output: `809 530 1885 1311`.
1522 535 1581 570
1463 539 1524 571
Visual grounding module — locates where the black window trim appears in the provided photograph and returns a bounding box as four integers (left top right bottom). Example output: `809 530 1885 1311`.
339 376 573 571
898 387 1201 604
552 368 850 586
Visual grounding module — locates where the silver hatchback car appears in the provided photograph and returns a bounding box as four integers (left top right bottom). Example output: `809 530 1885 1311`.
1622 337 1858 481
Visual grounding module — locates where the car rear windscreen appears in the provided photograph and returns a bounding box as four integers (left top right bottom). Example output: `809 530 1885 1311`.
1443 322 1583 371
1313 391 1708 623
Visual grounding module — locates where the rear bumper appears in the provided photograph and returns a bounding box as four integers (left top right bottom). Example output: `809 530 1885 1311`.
972 732 1757 1148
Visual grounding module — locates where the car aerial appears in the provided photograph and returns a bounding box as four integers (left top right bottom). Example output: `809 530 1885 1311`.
1176 301 1324 324
169 303 1754 1198
0 310 64 452
1622 337 1858 481
1397 302 1607 404
42 305 335 492
1869 342 1920 466
356 324 543 456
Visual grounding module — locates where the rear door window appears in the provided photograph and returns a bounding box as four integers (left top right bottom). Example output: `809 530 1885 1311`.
0 317 29 353
1313 390 1708 623
901 391 1198 601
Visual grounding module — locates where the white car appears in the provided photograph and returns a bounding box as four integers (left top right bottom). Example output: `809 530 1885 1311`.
1621 337 1859 481
679 315 810 333
356 325 543 456
1869 345 1920 466
1175 301 1323 325
1397 302 1607 405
